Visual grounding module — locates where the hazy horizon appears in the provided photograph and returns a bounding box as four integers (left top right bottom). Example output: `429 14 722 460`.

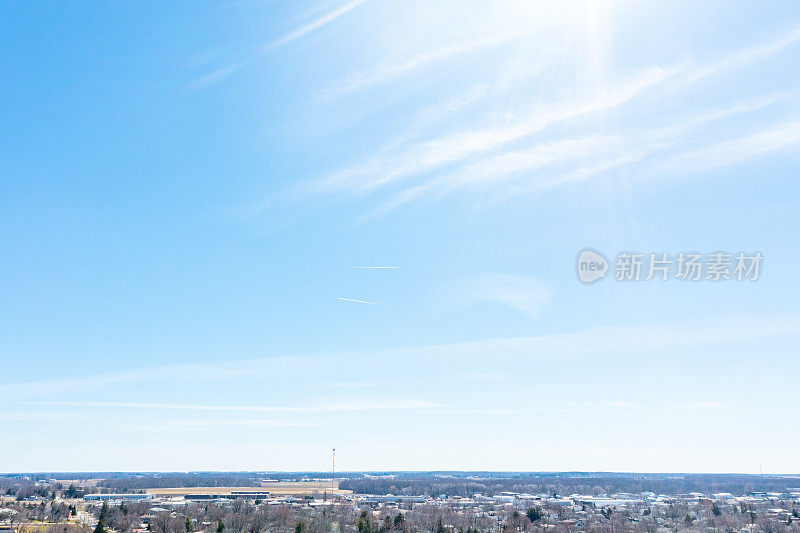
2 0 799 473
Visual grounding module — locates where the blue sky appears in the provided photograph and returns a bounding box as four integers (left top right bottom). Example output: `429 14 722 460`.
1 0 799 473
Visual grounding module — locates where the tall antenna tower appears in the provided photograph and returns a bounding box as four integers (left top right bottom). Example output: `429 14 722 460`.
331 448 336 495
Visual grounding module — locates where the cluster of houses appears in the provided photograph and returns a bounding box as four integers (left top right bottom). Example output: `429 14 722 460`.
78 486 800 519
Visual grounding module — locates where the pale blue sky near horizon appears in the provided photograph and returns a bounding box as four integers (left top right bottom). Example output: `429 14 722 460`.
1 0 800 473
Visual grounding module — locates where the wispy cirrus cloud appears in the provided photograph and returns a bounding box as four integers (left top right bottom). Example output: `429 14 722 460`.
322 29 534 99
273 0 370 48
296 25 800 217
0 410 89 422
322 381 382 388
480 95 792 193
128 418 322 433
191 0 371 90
424 402 731 417
309 66 676 196
683 26 800 85
3 314 798 400
433 273 552 318
30 398 438 413
444 372 510 383
362 92 793 217
318 0 601 100
659 119 800 172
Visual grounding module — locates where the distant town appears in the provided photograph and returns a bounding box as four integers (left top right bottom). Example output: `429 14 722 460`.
2 472 799 533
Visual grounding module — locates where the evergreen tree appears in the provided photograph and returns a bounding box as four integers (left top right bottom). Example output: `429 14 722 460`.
99 502 109 522
356 511 372 533
526 507 543 522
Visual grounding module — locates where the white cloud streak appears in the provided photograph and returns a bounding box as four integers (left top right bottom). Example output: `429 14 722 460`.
3 314 798 398
337 297 383 304
313 66 676 195
300 25 800 216
364 93 791 216
191 0 370 90
128 419 322 433
273 0 371 48
34 398 436 413
434 273 553 318
660 119 800 172
684 26 800 85
444 372 510 383
324 29 533 98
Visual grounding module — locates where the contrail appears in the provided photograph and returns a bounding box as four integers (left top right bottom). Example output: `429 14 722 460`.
190 0 370 90
345 266 399 269
273 0 371 48
337 297 382 305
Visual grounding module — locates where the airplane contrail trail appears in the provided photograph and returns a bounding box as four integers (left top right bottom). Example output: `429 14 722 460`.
272 0 371 48
190 0 371 90
337 297 382 305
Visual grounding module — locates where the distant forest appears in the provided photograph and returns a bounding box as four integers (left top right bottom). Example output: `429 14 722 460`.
339 473 800 497
3 472 799 497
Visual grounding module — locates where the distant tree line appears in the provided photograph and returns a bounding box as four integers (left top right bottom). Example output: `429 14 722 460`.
4 472 800 498
338 473 800 497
